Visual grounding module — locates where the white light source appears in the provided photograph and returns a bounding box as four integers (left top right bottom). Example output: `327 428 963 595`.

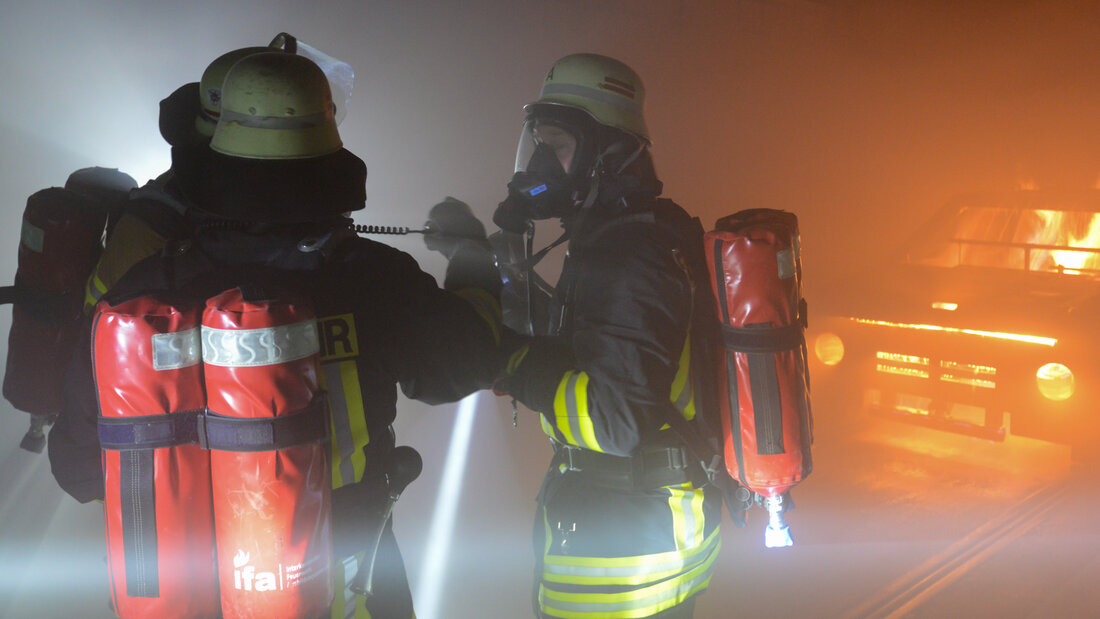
415 392 480 619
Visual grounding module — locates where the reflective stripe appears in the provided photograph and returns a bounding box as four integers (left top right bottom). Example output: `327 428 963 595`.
151 327 201 371
84 273 108 312
339 360 370 482
540 83 644 116
454 288 502 345
506 345 530 376
201 319 319 367
219 108 330 130
552 371 602 452
543 527 719 586
667 483 705 551
539 535 721 618
670 336 695 420
323 362 358 487
540 415 561 442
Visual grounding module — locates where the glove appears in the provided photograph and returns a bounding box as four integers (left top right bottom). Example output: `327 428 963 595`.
424 197 489 259
493 336 576 413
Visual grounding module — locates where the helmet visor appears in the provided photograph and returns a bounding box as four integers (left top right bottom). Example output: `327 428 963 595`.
514 118 580 176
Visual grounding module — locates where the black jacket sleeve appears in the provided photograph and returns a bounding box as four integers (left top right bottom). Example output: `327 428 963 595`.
341 240 508 405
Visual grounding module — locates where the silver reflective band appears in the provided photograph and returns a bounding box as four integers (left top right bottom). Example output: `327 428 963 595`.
202 319 319 367
540 83 643 116
218 109 331 131
20 220 45 254
152 327 202 371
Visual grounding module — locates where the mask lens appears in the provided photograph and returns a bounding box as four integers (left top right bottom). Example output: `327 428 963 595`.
515 119 579 175
533 124 577 174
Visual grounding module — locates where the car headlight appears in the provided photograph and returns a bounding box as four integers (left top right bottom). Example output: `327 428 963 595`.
1036 362 1074 401
814 332 844 366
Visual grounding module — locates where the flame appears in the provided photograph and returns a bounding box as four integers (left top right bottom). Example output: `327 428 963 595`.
1028 210 1100 275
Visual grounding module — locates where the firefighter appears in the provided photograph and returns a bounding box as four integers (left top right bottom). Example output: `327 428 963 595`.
431 53 722 618
50 52 507 619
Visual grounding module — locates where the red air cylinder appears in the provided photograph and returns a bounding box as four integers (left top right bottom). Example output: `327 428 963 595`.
94 297 220 618
5 188 106 414
202 288 333 619
705 209 813 498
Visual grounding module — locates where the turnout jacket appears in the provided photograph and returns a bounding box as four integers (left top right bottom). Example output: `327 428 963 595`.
509 197 709 455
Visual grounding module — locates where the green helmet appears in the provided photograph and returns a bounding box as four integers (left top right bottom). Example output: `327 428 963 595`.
195 46 277 138
525 53 650 145
210 52 343 159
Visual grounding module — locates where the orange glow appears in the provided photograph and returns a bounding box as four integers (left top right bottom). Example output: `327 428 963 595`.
931 302 958 311
814 333 845 366
875 351 930 379
1030 210 1100 275
1036 363 1075 401
851 318 1057 346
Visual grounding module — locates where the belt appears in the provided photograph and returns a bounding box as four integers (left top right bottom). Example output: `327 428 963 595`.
552 443 705 490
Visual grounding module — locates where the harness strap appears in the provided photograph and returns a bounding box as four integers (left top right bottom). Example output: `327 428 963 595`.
720 322 804 353
97 395 329 452
553 444 706 490
199 395 330 452
98 410 203 450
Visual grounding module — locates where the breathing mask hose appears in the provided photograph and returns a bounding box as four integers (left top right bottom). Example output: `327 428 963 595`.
349 446 423 597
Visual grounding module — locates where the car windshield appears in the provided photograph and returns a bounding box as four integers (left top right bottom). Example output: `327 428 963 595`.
906 196 1100 278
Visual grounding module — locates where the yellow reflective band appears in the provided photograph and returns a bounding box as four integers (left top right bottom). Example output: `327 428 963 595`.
552 372 580 446
83 273 109 313
544 527 720 569
543 505 554 556
324 359 370 488
668 483 705 551
542 528 719 586
340 360 369 483
540 414 560 441
454 288 502 345
552 371 602 452
507 344 530 376
669 336 696 421
539 537 721 618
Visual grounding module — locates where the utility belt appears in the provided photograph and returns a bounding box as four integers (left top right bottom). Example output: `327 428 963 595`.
552 443 706 490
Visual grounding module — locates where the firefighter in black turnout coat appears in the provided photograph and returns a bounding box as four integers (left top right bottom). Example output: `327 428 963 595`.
49 53 507 619
429 54 722 619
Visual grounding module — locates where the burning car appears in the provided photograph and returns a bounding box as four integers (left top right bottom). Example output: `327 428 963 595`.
809 190 1100 458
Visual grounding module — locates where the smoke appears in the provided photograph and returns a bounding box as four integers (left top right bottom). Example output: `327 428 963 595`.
2 1 1099 617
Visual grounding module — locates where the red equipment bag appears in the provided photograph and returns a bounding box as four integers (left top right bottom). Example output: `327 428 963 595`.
94 297 220 618
704 208 813 498
5 187 107 415
201 287 333 618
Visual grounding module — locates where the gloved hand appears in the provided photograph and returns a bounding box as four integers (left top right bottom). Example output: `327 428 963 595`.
424 197 489 259
493 336 576 414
